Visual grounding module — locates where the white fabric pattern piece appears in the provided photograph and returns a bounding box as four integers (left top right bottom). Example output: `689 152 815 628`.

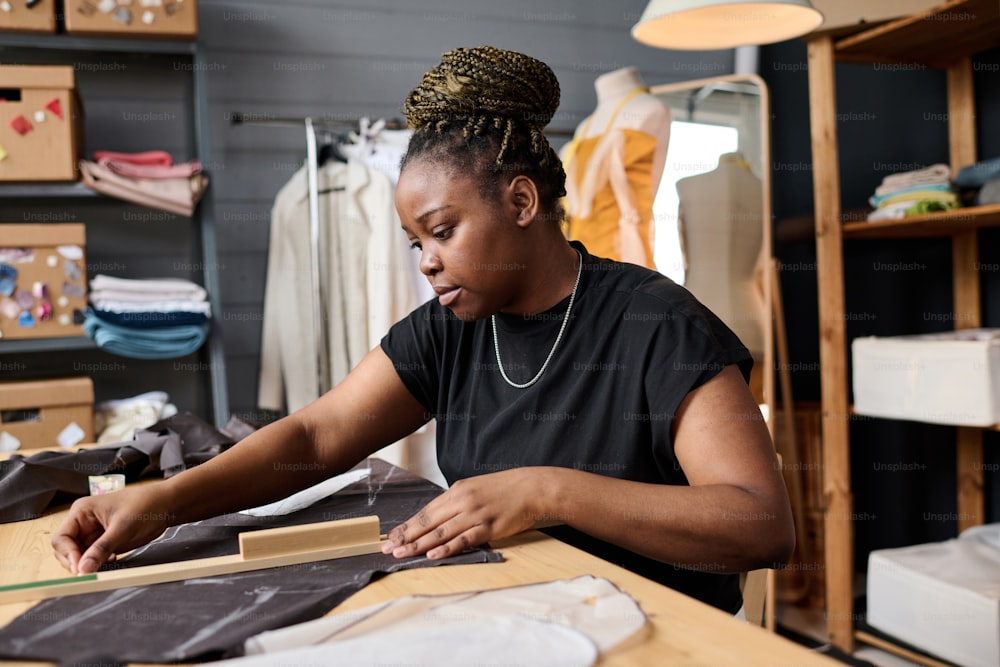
234 575 647 662
239 468 371 517
222 614 597 667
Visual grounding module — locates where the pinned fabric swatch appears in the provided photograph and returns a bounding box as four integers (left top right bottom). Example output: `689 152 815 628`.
17 311 34 327
8 115 32 136
56 422 86 449
35 301 51 322
57 245 83 260
0 263 15 296
0 297 19 319
44 97 63 120
0 432 20 453
13 289 32 309
64 260 81 281
113 6 131 24
61 281 85 298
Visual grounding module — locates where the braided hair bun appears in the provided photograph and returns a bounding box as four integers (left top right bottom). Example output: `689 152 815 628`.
405 46 560 153
401 46 567 217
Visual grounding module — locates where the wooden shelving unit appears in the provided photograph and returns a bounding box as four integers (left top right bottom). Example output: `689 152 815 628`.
806 0 1000 659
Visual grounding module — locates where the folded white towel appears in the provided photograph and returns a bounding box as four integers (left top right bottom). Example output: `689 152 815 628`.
90 299 212 315
89 275 208 301
876 163 951 196
89 289 208 303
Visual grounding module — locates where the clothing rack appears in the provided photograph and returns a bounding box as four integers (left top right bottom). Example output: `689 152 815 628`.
233 113 397 397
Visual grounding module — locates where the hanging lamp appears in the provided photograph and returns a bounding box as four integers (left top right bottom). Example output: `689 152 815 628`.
632 0 824 50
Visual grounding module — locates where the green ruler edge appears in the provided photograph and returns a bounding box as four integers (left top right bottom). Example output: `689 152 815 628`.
0 574 97 592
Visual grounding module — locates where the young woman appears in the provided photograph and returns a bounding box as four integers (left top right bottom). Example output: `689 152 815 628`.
53 46 794 615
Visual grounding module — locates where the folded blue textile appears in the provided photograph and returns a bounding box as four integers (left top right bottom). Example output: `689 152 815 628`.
83 307 209 359
954 155 1000 190
91 307 208 328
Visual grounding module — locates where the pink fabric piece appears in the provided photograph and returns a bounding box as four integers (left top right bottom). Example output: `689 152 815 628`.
79 160 208 217
92 150 202 180
92 150 174 166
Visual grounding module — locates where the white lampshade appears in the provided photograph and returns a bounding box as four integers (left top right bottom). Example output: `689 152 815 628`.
632 0 824 50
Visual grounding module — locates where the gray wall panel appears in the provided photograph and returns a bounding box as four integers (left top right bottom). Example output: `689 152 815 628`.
215 251 268 309
214 201 274 253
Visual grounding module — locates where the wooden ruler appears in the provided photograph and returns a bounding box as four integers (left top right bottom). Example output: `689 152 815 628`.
0 516 383 605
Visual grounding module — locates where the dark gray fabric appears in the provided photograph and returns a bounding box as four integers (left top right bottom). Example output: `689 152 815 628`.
0 458 502 663
0 412 245 524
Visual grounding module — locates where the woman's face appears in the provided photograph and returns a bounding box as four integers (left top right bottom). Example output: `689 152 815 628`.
396 158 530 321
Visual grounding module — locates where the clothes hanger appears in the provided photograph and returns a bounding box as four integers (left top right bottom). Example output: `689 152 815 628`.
317 132 349 165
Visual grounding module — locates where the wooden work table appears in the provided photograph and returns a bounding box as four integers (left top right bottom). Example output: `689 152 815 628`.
0 455 839 666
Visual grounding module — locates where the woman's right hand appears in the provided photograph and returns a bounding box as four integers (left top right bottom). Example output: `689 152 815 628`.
51 486 175 574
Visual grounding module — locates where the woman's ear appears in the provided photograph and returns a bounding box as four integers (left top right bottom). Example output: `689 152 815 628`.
508 175 540 229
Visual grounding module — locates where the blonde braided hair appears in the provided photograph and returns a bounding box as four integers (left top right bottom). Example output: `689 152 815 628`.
401 46 567 220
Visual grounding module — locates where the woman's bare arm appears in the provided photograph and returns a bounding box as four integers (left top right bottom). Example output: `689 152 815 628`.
53 347 428 574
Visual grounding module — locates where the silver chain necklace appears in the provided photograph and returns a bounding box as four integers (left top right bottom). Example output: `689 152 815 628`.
491 249 583 389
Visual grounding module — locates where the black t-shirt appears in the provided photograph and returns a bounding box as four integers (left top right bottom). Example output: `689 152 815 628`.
380 242 753 613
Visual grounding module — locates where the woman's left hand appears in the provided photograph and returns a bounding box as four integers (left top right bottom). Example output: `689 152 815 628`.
381 467 555 560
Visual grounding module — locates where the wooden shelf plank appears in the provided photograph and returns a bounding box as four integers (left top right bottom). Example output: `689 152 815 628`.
841 203 1000 239
834 0 1000 68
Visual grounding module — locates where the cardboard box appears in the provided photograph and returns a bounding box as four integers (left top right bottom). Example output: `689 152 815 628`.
0 0 57 33
0 224 87 340
0 377 94 450
0 65 82 182
65 0 198 39
867 528 1000 667
852 329 1000 426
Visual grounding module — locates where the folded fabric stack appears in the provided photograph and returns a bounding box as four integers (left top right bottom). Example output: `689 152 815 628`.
867 163 960 221
84 274 210 359
79 150 208 217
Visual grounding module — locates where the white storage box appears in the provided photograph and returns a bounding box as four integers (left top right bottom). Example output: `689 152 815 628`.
852 329 1000 426
867 525 1000 667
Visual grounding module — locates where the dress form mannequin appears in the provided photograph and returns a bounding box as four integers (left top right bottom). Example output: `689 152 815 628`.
676 152 766 357
561 67 671 268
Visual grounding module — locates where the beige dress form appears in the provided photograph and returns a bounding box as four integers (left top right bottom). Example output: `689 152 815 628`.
676 152 766 358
